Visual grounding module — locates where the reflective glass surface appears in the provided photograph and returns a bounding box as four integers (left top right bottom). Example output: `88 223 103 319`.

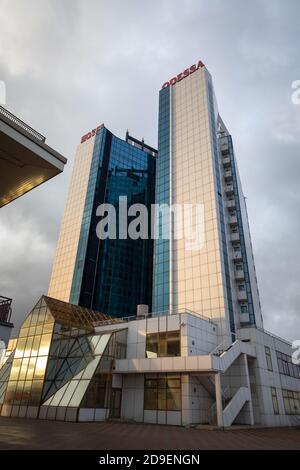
0 295 126 419
282 389 300 415
145 330 180 358
3 298 54 408
70 129 156 318
43 328 127 414
144 374 181 411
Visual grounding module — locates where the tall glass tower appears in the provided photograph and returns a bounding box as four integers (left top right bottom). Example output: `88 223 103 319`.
49 126 156 317
152 62 263 338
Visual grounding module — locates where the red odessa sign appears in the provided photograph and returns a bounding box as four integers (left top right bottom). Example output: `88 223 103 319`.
81 123 104 144
161 60 205 89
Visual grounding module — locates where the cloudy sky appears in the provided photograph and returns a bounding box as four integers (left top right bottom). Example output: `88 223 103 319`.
0 0 299 341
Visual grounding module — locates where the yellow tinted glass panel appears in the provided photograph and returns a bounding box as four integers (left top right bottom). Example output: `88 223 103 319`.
10 359 21 380
29 308 40 326
15 338 26 358
19 358 29 380
5 380 17 404
37 307 47 323
42 323 53 334
14 380 25 404
38 334 52 356
34 356 47 379
31 336 41 357
44 309 54 324
24 336 34 357
22 381 32 403
28 327 36 336
26 358 36 380
35 325 43 335
19 327 29 338
30 380 43 405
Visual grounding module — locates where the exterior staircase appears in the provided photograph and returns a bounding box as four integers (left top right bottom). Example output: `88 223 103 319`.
222 386 251 427
196 340 256 426
211 339 256 372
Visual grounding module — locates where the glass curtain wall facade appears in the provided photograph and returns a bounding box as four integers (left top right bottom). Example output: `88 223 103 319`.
49 127 156 318
153 66 232 338
152 86 171 313
41 328 127 422
144 374 181 412
0 297 54 417
153 64 263 338
145 331 180 358
0 295 127 421
48 134 97 302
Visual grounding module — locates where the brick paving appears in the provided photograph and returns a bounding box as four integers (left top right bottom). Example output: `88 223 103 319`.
0 417 299 450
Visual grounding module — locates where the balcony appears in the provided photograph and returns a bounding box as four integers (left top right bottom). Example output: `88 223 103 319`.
232 251 242 261
220 141 229 152
0 296 14 347
237 290 247 302
235 270 245 280
225 184 234 195
0 296 12 324
229 215 238 226
227 200 236 209
224 169 232 181
230 232 240 242
222 156 231 167
240 312 250 324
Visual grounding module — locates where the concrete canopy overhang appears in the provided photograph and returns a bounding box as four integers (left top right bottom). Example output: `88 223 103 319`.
0 106 67 207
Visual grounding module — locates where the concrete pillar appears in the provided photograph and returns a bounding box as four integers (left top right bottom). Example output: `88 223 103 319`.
243 353 255 425
215 372 223 427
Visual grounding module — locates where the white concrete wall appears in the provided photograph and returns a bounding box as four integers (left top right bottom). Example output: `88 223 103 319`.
96 312 218 360
121 375 144 422
238 327 300 426
143 410 181 426
181 374 214 425
110 313 218 425
181 313 218 356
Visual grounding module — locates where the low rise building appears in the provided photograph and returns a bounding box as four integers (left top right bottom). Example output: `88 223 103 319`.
0 296 299 427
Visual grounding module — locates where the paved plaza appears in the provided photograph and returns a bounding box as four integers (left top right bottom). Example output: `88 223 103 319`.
0 418 299 450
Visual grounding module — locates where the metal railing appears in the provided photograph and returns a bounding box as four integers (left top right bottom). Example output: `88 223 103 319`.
210 337 237 357
207 385 231 425
153 308 217 325
0 105 46 142
238 325 292 347
94 307 218 328
0 296 12 323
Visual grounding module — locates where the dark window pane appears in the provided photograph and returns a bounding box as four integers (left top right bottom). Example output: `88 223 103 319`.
145 331 180 358
167 340 180 357
158 389 166 410
144 389 157 410
167 388 181 411
167 378 181 389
